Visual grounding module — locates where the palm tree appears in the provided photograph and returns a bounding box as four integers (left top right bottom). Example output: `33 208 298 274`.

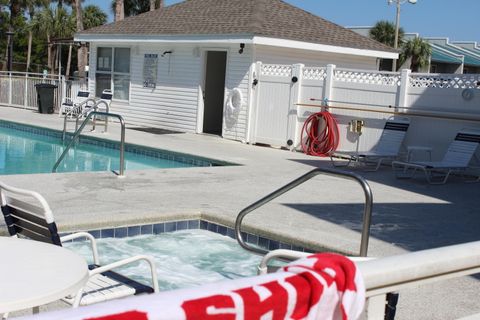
71 0 88 78
67 4 107 78
2 0 24 70
369 20 405 71
83 5 107 29
25 0 48 72
31 8 54 71
31 6 74 73
400 37 432 72
369 20 404 48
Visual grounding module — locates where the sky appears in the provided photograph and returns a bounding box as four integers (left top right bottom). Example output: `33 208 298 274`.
84 0 480 43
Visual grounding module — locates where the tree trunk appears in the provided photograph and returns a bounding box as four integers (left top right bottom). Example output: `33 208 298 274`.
74 0 86 79
26 30 33 72
115 0 124 21
47 34 53 72
159 0 164 8
150 0 155 11
52 45 58 74
66 45 72 79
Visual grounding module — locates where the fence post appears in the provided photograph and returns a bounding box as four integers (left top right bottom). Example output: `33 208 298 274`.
323 64 336 106
24 73 28 109
291 63 304 149
246 61 262 144
398 69 411 109
8 72 12 106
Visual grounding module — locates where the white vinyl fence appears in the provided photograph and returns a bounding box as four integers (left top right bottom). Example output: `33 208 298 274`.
251 63 480 161
0 72 87 113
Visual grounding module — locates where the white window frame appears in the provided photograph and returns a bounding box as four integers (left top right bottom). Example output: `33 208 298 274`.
95 47 131 101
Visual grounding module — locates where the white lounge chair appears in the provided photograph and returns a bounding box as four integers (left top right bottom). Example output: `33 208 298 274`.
59 90 91 118
330 117 410 171
392 129 480 184
0 182 159 307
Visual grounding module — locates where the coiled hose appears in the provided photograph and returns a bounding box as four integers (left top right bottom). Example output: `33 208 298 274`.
301 111 340 157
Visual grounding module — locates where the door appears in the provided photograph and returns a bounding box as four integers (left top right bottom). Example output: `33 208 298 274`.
253 70 294 147
203 51 227 135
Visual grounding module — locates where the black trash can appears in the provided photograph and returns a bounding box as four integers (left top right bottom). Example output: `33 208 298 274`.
35 83 57 114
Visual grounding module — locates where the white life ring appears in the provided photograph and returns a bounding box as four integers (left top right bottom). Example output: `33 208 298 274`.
224 88 243 128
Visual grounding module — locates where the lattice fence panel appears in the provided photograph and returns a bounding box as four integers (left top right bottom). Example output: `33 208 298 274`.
334 69 401 86
303 67 327 81
410 73 480 89
261 64 292 77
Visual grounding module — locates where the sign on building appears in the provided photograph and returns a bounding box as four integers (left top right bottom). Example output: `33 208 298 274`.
143 54 158 88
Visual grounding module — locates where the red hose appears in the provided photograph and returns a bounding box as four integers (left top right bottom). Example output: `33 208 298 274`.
301 111 339 157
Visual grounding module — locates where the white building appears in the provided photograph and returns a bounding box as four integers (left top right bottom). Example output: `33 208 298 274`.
75 0 397 142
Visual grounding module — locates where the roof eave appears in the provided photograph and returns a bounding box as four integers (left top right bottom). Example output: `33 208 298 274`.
253 36 398 59
74 33 255 44
74 33 398 59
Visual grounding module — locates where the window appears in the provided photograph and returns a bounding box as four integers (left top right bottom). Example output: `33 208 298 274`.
96 47 130 100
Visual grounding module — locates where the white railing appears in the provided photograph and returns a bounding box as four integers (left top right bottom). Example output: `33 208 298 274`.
258 241 480 319
360 241 480 319
0 72 87 113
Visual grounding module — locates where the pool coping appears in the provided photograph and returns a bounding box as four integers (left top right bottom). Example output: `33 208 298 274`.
0 119 235 168
61 218 317 254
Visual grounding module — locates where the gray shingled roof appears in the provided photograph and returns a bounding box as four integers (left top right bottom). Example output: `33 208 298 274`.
79 0 396 53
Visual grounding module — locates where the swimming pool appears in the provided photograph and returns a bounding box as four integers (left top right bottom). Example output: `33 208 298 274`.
65 229 263 290
0 121 225 174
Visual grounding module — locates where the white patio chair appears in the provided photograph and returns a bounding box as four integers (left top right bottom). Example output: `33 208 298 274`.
59 90 91 118
392 128 480 184
0 182 159 308
89 89 113 131
330 117 410 171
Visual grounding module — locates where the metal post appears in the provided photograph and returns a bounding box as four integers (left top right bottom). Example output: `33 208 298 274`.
392 0 401 72
6 31 14 72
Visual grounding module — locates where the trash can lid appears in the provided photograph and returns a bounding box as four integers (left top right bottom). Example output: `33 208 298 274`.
35 83 58 88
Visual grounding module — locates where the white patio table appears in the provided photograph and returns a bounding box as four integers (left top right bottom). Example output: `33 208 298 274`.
0 236 89 315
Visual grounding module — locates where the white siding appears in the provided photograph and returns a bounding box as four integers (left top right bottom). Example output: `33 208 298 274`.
223 44 253 142
127 45 202 132
254 45 378 70
88 43 252 138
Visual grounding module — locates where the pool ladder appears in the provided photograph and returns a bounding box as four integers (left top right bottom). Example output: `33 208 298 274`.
62 99 110 141
235 167 373 257
53 111 126 177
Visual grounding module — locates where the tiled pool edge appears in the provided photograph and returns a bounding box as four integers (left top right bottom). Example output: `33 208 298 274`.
61 219 310 253
0 119 232 168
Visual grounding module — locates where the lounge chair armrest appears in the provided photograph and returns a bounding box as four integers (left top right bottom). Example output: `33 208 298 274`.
61 232 100 265
89 255 159 293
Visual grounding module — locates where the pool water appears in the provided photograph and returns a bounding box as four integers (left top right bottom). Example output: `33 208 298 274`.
0 125 215 174
65 229 263 290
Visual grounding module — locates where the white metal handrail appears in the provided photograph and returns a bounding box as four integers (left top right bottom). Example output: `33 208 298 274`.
53 111 126 177
235 168 373 257
62 98 97 141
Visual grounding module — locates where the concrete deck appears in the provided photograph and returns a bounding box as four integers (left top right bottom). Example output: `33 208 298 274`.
1 107 479 319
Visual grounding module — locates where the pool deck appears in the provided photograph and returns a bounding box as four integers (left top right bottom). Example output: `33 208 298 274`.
1 107 479 319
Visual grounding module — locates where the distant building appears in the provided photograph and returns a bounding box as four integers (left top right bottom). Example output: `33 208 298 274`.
348 27 480 74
